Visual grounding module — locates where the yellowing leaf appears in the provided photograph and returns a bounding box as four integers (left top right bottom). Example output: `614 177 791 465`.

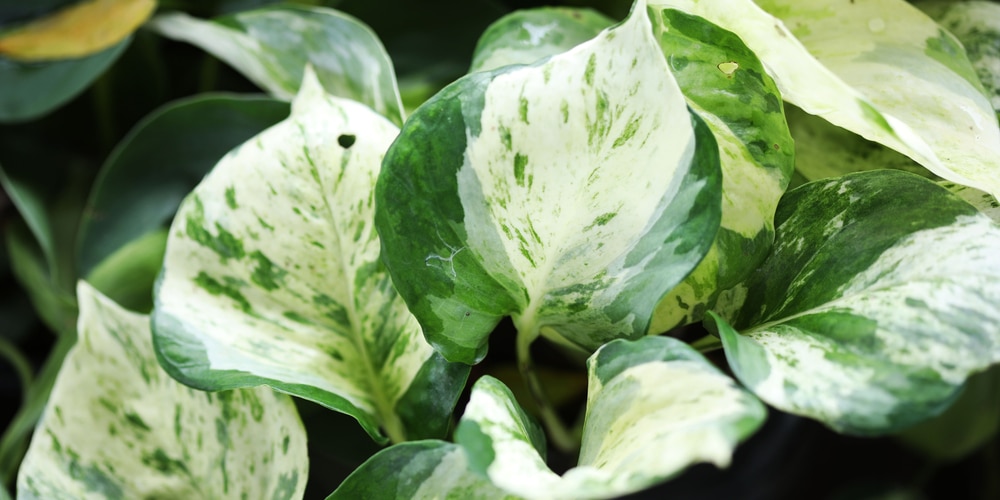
0 0 155 61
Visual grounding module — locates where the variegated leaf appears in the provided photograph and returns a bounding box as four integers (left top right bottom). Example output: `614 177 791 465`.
469 7 613 73
710 170 1000 434
647 7 794 331
375 0 722 364
918 1 1000 116
152 69 468 444
454 337 764 500
329 441 515 500
649 0 1000 200
148 5 404 125
17 282 308 499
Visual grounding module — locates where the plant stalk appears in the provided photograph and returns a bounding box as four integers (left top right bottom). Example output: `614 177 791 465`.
516 328 581 453
689 334 723 354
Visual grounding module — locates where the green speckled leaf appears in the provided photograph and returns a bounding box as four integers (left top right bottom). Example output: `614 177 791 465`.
376 1 722 364
152 70 468 444
650 0 1000 200
17 282 308 499
647 7 794 331
469 7 614 73
710 170 1000 434
453 337 764 499
148 5 404 125
329 441 514 500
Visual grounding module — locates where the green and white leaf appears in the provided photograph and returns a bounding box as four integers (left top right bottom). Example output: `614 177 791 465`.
918 1 1000 116
649 0 1000 200
329 441 514 500
17 282 308 499
454 337 764 500
376 0 722 364
783 103 937 183
152 69 468 445
469 7 613 73
647 7 794 332
710 170 1000 434
148 4 404 125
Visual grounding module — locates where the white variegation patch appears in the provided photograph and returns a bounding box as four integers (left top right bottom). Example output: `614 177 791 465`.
650 0 1000 200
17 282 308 499
718 215 1000 433
456 338 764 500
457 0 695 338
153 70 459 444
149 6 404 124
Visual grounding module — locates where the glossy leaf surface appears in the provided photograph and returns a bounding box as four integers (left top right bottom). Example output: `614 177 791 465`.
17 282 308 499
650 0 1000 200
149 5 404 125
152 71 467 444
711 170 1000 434
648 7 794 331
376 2 721 363
454 337 764 499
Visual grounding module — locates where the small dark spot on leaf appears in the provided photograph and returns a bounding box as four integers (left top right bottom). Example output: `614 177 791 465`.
338 134 356 148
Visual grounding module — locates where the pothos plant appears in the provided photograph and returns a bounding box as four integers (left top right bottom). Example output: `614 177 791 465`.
2 0 1000 498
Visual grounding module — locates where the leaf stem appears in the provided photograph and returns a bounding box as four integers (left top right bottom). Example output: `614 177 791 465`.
516 327 581 453
689 334 723 353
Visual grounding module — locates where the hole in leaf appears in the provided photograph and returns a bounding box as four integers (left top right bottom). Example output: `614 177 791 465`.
338 134 356 148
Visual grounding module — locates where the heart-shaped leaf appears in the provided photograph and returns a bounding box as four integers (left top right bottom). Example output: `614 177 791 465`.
376 0 722 364
453 337 763 499
647 7 794 331
469 7 614 73
148 5 404 125
468 7 795 333
649 0 1000 200
152 70 468 445
710 170 1000 434
17 282 309 499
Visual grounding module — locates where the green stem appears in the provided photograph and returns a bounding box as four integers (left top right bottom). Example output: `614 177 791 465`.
689 334 723 354
0 333 75 489
0 338 32 406
516 328 580 453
